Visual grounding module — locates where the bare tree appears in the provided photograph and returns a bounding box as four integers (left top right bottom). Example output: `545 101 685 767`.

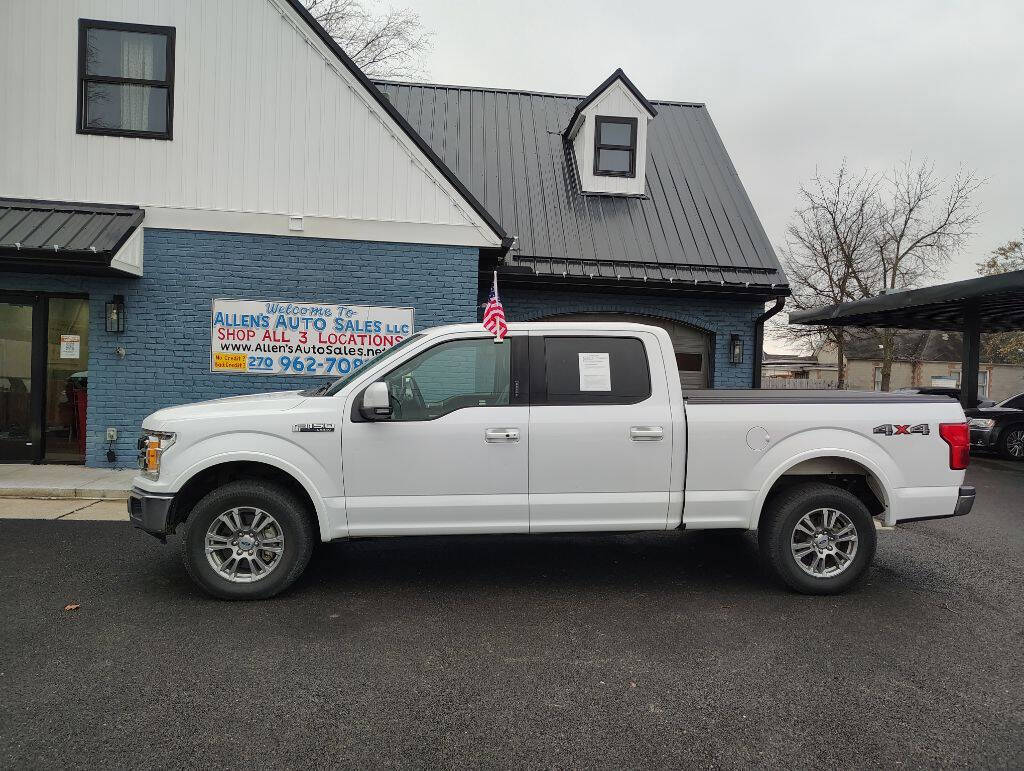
872 161 981 389
778 163 881 388
303 0 431 80
780 159 980 390
977 231 1024 275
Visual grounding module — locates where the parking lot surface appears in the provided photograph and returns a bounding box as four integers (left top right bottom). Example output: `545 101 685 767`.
1 457 1022 769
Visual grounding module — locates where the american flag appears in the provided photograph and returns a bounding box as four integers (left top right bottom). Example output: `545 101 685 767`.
482 271 508 341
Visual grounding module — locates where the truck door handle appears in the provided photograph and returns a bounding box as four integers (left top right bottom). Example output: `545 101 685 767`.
485 427 520 443
630 426 664 441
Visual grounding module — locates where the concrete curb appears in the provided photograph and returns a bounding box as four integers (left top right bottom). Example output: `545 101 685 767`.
0 488 130 500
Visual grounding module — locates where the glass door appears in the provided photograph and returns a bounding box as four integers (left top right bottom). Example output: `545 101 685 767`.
0 293 90 464
44 298 89 463
0 300 36 462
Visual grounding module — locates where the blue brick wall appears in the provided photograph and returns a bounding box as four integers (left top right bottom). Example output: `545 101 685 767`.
4 229 479 467
493 286 766 389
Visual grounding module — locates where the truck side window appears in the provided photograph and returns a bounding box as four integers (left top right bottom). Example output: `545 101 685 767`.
381 338 511 421
541 336 651 405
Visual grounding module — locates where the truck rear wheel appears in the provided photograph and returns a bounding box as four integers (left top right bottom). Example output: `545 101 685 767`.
758 482 876 595
180 480 315 600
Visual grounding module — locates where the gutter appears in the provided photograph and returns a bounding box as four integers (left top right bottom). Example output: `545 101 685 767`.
751 296 786 388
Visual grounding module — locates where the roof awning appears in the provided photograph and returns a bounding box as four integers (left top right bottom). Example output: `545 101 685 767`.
788 270 1024 332
0 198 145 277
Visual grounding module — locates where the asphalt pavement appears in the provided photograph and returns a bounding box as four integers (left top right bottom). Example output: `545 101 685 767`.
1 457 1022 769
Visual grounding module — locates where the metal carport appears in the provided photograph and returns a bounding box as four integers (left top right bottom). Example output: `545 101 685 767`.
788 270 1024 407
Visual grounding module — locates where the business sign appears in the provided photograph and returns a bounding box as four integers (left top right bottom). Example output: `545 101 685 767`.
211 299 413 376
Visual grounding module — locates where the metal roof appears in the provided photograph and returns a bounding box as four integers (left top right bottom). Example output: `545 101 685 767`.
789 271 1024 332
374 80 787 294
0 197 144 274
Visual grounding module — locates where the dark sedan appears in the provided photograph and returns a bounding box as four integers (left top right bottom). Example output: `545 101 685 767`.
965 392 1024 460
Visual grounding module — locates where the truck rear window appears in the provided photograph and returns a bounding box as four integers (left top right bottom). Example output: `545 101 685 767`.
542 336 651 405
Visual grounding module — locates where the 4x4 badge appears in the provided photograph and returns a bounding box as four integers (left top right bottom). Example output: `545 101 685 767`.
873 423 929 436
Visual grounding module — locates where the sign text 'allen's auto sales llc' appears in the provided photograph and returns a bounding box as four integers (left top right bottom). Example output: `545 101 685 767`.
211 299 413 376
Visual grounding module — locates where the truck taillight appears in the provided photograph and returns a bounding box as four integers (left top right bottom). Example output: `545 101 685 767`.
939 422 970 470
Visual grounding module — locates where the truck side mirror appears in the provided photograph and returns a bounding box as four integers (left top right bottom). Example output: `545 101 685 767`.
361 381 392 420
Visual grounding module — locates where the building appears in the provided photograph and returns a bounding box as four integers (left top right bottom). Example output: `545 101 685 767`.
761 353 838 388
0 0 788 467
809 330 1024 399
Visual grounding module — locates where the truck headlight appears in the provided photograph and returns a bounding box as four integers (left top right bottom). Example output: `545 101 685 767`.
968 418 995 429
138 431 176 478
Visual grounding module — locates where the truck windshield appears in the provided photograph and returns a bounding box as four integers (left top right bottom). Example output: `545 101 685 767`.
315 333 425 397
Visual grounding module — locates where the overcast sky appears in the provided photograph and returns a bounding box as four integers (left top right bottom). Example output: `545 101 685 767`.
402 0 1022 290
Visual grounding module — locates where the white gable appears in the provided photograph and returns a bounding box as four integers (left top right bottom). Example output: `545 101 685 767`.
569 78 653 197
0 0 502 247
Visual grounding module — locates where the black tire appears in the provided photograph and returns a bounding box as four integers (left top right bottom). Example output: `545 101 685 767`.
758 482 877 595
180 480 315 600
998 424 1024 461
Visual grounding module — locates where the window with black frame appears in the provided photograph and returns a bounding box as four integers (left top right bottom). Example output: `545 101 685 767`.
77 19 175 139
593 116 637 177
542 336 651 405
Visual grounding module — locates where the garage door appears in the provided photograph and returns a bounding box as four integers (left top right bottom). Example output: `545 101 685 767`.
539 313 710 388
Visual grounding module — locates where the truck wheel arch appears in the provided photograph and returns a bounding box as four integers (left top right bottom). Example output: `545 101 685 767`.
750 451 892 530
167 458 326 540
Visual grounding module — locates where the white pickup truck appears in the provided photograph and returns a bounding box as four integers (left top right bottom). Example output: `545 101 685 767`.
129 322 974 600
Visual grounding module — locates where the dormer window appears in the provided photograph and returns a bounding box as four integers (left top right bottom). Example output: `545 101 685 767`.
594 117 637 177
565 69 656 196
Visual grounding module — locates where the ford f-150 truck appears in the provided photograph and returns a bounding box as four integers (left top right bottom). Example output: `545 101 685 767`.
129 322 975 599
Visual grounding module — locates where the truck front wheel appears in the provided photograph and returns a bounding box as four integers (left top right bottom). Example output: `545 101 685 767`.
758 482 877 595
180 480 315 600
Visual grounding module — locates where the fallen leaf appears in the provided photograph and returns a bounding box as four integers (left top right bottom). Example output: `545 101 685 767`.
63 604 80 612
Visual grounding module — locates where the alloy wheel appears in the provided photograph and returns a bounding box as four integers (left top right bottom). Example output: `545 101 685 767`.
205 507 285 583
790 507 859 578
1006 429 1024 458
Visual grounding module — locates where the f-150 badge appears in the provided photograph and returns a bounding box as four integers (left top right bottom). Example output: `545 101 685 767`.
873 423 929 436
293 423 335 433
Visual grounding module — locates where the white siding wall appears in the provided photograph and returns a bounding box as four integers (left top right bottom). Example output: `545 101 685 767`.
571 80 650 197
0 0 500 247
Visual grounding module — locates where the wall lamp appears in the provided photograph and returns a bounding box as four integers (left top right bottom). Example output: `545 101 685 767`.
729 333 743 365
105 294 126 333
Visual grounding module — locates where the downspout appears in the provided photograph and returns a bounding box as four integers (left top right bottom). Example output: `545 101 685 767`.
752 297 786 388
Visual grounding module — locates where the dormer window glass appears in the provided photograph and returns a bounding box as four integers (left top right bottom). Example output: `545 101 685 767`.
594 116 637 177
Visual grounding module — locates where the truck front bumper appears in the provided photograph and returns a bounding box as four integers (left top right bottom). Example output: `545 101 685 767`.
128 487 176 539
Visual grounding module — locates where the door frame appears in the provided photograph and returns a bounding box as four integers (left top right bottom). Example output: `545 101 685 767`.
0 290 89 464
